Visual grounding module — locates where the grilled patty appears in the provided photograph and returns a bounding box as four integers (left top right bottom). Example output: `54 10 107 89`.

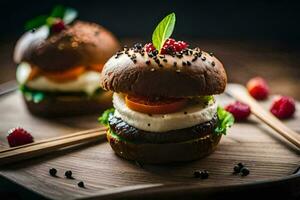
108 114 218 144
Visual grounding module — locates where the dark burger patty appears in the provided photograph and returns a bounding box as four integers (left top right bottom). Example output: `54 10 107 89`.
108 114 218 144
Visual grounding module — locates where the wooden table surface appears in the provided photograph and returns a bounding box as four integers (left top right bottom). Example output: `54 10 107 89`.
0 92 299 200
0 39 300 199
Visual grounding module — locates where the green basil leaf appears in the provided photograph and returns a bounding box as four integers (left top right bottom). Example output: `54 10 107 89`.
25 15 48 30
152 13 176 52
98 108 115 126
63 8 78 24
214 106 234 135
50 5 65 18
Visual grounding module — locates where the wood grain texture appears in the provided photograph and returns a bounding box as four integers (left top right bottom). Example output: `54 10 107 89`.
0 92 299 200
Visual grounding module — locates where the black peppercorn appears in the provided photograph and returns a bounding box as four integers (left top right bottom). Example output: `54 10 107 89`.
238 163 244 168
193 170 209 179
193 170 201 178
65 170 73 179
233 165 241 174
78 181 85 188
49 168 57 177
201 170 209 179
241 167 250 176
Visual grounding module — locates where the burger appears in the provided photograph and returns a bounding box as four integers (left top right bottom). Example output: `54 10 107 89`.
99 13 234 163
14 6 120 117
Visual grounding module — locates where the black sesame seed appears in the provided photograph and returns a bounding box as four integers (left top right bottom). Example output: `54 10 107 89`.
187 61 191 66
182 61 187 66
192 56 198 62
159 55 165 59
159 64 164 68
209 52 214 56
211 61 215 66
147 123 151 126
201 57 206 61
31 28 36 33
146 60 151 65
184 111 187 114
49 168 57 177
65 170 73 179
163 59 167 63
134 43 143 49
152 50 158 56
173 62 177 67
133 60 137 64
78 181 85 188
241 167 250 176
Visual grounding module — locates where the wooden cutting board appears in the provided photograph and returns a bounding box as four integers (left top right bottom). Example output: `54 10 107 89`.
0 91 299 200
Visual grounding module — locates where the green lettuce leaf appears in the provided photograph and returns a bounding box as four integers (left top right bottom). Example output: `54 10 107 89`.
98 108 115 126
214 106 234 135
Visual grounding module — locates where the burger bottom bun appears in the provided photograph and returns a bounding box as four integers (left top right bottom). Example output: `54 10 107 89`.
24 91 112 118
107 130 222 164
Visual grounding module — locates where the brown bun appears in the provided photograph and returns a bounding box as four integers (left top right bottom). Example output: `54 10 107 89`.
23 91 112 117
101 47 227 97
22 21 120 71
107 130 221 164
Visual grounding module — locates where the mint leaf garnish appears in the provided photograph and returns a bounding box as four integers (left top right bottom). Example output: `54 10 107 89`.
24 5 77 31
152 13 176 53
215 106 234 135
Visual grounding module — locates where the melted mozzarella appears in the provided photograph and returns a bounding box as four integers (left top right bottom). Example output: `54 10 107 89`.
113 93 217 132
16 62 101 95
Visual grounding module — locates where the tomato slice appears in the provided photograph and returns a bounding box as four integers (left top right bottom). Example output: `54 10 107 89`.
125 95 187 114
43 66 85 82
88 64 104 72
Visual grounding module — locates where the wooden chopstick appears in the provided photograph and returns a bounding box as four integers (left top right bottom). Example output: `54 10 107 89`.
0 127 107 166
0 127 106 153
226 83 300 150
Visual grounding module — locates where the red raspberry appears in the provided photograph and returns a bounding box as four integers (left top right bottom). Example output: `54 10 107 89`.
174 41 188 51
270 96 296 119
7 127 34 147
225 101 251 121
247 77 269 100
145 43 156 52
51 19 65 33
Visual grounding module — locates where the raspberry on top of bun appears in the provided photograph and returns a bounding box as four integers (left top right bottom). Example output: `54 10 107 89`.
14 6 120 117
99 13 234 164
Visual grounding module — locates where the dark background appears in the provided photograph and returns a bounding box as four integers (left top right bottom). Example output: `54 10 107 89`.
0 0 300 43
0 0 300 99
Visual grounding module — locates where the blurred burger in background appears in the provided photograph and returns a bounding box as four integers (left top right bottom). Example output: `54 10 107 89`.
14 6 120 117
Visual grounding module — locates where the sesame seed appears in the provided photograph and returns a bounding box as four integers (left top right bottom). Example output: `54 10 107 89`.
201 57 206 61
163 59 167 63
150 68 155 72
209 52 214 56
211 61 215 66
187 61 191 66
173 62 177 67
184 111 187 114
146 60 151 65
182 61 187 66
147 123 151 126
159 64 163 68
176 69 181 73
192 56 198 62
